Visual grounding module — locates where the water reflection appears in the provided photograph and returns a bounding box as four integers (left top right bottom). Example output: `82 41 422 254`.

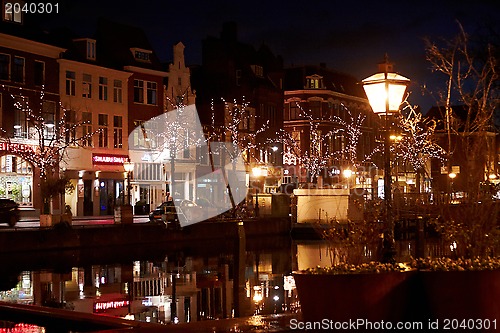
0 235 300 329
0 235 452 331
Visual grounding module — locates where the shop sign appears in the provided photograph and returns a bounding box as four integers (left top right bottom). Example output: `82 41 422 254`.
93 299 130 313
0 142 35 153
92 154 129 165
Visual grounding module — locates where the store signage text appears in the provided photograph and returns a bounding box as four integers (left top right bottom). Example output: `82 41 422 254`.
94 299 130 312
0 142 35 153
92 154 129 165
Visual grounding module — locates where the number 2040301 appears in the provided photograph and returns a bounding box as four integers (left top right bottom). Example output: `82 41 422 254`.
5 2 59 15
442 319 496 330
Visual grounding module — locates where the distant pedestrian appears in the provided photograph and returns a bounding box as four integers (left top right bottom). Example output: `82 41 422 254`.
165 192 173 202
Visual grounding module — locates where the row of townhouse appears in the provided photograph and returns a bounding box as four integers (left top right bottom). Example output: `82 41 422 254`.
0 16 197 217
4 15 448 218
0 17 390 218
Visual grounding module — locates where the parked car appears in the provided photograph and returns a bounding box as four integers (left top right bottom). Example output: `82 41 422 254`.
0 199 20 227
149 199 201 229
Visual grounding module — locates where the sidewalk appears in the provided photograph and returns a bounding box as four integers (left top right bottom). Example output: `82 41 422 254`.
19 214 150 222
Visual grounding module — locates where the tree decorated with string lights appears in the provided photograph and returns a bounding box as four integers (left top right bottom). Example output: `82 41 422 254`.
392 103 447 193
279 102 371 184
210 97 269 171
1 86 98 214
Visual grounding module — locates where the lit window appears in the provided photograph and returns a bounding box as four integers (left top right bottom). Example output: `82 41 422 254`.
3 1 24 24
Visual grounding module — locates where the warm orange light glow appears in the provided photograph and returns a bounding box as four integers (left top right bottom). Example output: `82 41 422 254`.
448 172 457 179
362 72 410 114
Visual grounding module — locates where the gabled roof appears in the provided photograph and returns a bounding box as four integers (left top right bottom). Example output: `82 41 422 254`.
283 65 366 98
94 18 163 71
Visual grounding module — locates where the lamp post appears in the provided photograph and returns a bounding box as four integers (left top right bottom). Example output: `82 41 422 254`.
362 55 410 263
123 160 134 206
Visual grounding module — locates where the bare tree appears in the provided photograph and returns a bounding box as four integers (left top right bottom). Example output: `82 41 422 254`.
393 103 447 193
1 86 98 213
424 23 500 258
425 22 499 196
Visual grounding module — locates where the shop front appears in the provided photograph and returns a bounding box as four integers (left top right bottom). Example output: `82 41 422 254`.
65 152 129 217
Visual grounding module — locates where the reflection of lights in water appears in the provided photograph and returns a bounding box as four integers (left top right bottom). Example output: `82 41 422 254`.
273 295 280 302
252 292 263 303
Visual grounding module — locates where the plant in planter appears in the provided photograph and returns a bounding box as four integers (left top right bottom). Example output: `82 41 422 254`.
40 175 74 226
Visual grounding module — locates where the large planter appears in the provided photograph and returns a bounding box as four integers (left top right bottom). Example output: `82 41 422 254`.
40 214 61 227
293 270 416 323
40 214 72 227
294 269 500 326
420 270 500 321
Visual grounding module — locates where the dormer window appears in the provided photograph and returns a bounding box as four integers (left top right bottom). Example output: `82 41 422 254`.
3 1 24 24
251 65 264 78
131 48 152 63
306 74 324 89
86 39 96 60
73 38 96 61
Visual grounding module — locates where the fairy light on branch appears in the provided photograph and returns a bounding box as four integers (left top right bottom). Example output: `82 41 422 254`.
1 84 102 179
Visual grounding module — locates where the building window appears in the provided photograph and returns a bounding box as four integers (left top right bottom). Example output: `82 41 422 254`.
133 79 144 103
290 103 301 120
113 115 122 149
64 110 76 144
42 101 56 140
251 65 263 77
12 56 24 83
87 39 96 60
131 48 152 62
34 60 45 86
13 95 28 138
98 77 108 101
134 80 157 105
113 79 122 103
98 114 108 148
82 73 92 98
306 75 324 89
0 54 10 80
3 1 23 24
82 112 92 147
65 71 75 96
146 81 157 105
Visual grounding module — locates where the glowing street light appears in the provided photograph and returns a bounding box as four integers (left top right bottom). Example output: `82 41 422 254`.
362 55 409 263
123 160 134 205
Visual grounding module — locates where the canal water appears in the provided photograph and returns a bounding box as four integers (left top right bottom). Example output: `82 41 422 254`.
0 233 446 332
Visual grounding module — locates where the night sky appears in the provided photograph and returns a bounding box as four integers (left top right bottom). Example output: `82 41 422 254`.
36 0 500 111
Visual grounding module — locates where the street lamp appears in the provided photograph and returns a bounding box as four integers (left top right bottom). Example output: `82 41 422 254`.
123 160 134 205
362 55 410 263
